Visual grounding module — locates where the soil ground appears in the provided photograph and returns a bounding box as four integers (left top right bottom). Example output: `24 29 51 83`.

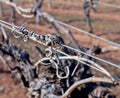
0 0 120 98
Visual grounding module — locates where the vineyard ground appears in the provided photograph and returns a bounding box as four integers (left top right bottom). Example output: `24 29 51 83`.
0 0 120 98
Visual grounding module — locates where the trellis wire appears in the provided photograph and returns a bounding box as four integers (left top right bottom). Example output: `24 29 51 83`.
54 20 120 48
62 44 120 69
83 0 120 9
99 1 120 9
0 19 120 70
0 20 114 81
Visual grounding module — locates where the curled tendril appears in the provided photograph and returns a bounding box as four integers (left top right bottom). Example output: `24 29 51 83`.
45 47 53 57
50 59 70 79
